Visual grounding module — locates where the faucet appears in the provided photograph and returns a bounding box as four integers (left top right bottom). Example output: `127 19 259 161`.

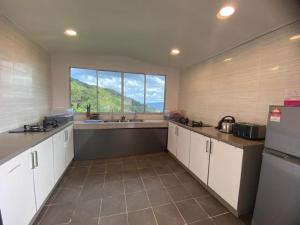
121 115 126 122
111 109 114 121
133 111 137 120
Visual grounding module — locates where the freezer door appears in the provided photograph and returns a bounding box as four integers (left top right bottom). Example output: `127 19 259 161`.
265 106 300 158
252 151 300 225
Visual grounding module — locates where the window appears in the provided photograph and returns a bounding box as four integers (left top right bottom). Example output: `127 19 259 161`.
70 67 166 113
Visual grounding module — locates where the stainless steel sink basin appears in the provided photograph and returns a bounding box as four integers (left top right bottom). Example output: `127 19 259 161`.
104 119 144 123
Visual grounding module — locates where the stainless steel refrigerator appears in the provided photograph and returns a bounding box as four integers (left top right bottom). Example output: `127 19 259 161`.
252 106 300 225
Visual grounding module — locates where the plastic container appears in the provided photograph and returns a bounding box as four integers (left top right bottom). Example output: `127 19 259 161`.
284 89 300 107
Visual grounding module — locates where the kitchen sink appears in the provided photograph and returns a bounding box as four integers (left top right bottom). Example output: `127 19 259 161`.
104 119 144 123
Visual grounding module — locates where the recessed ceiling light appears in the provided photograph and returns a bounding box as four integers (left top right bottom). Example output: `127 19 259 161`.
290 34 300 41
64 29 77 36
217 6 235 19
224 57 233 62
271 66 279 71
170 49 180 56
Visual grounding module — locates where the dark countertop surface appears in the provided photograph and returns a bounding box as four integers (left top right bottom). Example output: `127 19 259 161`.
0 122 73 166
169 120 264 149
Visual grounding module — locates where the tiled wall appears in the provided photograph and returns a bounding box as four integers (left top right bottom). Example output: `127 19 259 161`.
0 15 51 133
179 21 300 125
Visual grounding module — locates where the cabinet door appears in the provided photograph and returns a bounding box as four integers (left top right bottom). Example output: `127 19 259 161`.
0 150 36 225
189 132 210 184
65 125 74 166
32 137 54 209
208 139 243 209
53 130 66 183
177 126 191 167
167 122 177 156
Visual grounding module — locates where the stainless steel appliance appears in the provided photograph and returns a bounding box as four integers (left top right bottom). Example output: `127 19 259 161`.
232 122 266 140
216 116 235 133
175 117 211 127
252 106 300 225
44 114 73 125
9 120 58 133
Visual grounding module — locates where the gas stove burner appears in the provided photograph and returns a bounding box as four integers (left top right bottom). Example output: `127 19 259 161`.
24 125 46 132
176 117 211 128
9 121 59 133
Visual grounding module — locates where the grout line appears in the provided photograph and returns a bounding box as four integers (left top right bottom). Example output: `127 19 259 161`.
97 199 103 225
123 178 130 225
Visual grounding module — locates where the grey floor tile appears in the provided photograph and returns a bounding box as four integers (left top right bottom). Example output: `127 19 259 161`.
123 170 140 180
126 191 150 211
160 174 181 188
32 206 48 225
100 195 126 217
85 173 105 185
175 171 196 184
166 185 192 201
70 214 99 225
188 218 215 225
39 203 75 225
80 183 103 201
125 178 145 193
105 172 124 182
128 208 157 225
147 188 171 206
169 164 186 173
90 164 107 174
99 213 128 225
196 195 228 217
106 163 124 173
92 158 107 165
51 188 81 204
59 174 86 189
102 180 124 198
183 181 209 198
143 176 164 190
74 198 101 218
72 160 93 167
176 199 208 223
154 165 173 175
139 168 157 178
213 213 245 225
153 203 185 225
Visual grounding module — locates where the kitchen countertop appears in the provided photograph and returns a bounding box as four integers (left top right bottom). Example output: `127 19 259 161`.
73 120 169 130
170 120 264 149
0 122 73 166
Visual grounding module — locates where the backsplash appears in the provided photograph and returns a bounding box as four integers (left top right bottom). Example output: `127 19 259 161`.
0 15 51 133
179 20 300 126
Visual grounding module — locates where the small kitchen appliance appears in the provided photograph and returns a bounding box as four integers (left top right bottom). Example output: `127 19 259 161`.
216 116 235 133
232 122 266 140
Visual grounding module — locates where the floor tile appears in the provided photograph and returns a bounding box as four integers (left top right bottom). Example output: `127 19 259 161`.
99 213 128 225
90 164 106 174
175 171 196 184
32 206 48 225
143 176 164 190
153 203 185 225
80 183 103 201
160 174 181 188
147 188 171 206
213 213 245 225
92 158 107 165
166 185 192 201
51 188 81 204
188 218 215 225
154 165 173 175
100 195 126 217
123 170 140 180
183 181 209 198
105 172 124 182
85 173 105 185
169 164 186 173
139 168 157 178
126 191 150 211
196 195 228 217
72 160 93 167
107 163 123 173
128 208 157 225
74 198 101 218
39 203 75 225
102 180 124 198
176 199 208 223
70 214 99 225
125 178 144 193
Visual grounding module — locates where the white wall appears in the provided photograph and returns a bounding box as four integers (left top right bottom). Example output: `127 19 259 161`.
0 15 51 133
51 53 180 118
179 21 300 125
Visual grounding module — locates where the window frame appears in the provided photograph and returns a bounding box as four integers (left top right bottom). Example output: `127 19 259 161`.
69 66 167 114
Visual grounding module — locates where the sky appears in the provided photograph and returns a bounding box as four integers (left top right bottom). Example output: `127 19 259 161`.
71 68 165 104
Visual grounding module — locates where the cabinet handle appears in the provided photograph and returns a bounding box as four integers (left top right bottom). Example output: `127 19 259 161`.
31 152 35 169
8 164 21 173
64 130 68 142
210 141 213 154
34 151 38 168
205 140 209 152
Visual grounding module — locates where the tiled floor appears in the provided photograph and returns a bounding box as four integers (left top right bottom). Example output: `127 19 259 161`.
34 152 250 225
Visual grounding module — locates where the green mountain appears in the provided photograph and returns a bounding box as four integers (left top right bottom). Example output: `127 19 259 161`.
71 78 154 113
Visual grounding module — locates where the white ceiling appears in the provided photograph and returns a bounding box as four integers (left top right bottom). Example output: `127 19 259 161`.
0 0 300 69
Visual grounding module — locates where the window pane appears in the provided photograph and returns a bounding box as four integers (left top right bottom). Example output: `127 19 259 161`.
98 71 122 112
146 75 165 112
70 68 97 112
124 73 145 112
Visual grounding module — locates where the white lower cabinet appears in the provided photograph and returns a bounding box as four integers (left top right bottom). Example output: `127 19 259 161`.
176 126 191 167
0 150 37 225
31 138 55 209
208 139 243 209
53 129 67 183
167 122 177 156
65 125 74 166
189 131 210 184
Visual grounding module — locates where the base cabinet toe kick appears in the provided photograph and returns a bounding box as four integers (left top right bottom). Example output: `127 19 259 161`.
167 121 264 217
0 124 74 225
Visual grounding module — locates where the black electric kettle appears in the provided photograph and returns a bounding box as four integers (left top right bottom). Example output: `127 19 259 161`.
216 116 236 133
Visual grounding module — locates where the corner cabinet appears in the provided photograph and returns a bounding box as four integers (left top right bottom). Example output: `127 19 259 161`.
208 139 243 210
0 124 74 225
167 121 262 216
